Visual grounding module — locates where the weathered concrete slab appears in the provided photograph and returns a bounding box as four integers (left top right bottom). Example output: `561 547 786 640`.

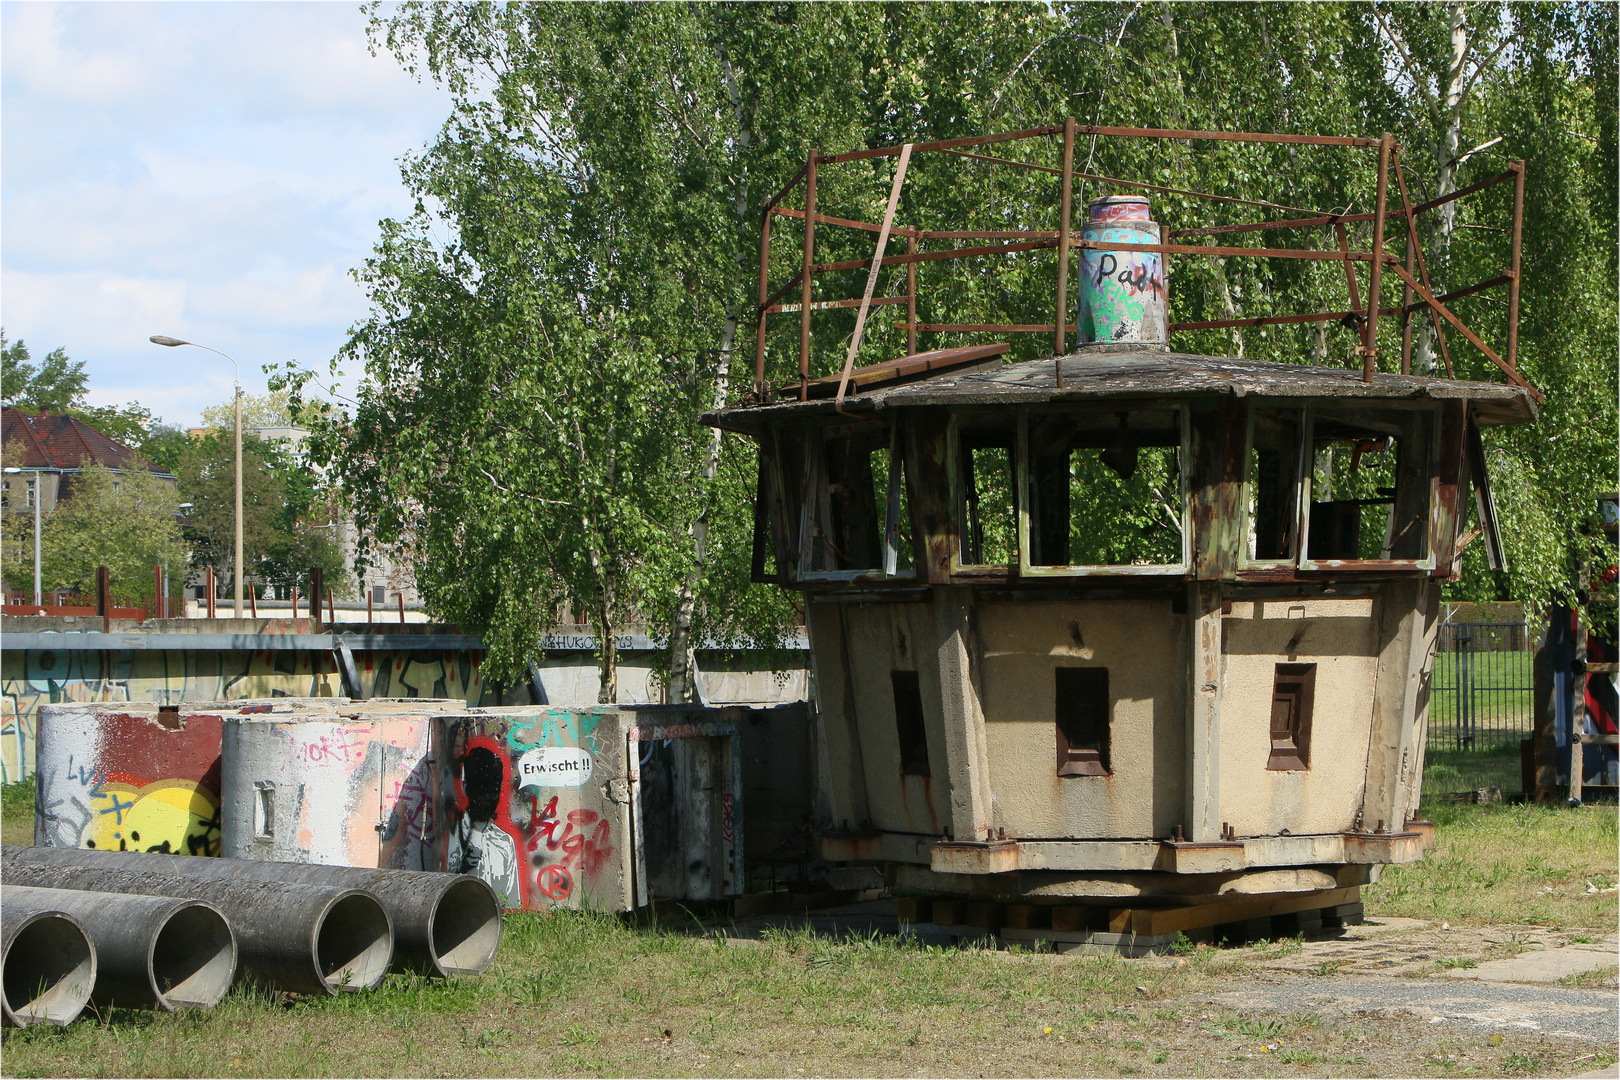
1440 942 1619 984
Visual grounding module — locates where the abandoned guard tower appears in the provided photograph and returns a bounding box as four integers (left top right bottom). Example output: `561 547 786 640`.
706 123 1540 920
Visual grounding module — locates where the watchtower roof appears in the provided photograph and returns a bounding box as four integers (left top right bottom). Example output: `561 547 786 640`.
707 348 1539 434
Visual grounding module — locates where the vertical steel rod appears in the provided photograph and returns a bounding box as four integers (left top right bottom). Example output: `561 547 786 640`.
1053 116 1076 381
754 209 773 398
905 228 917 357
1506 160 1526 374
1400 229 1415 375
1392 152 1452 377
798 150 818 402
1362 133 1392 381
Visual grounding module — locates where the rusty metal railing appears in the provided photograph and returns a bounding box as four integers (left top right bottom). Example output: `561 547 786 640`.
751 122 1534 404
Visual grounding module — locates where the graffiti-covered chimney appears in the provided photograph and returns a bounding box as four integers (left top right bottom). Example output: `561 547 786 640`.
1077 195 1166 346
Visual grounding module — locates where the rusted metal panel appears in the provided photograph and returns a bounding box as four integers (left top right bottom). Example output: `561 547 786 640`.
782 344 1007 399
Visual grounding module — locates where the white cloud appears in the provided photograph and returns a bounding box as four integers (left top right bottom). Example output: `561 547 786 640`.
0 0 451 428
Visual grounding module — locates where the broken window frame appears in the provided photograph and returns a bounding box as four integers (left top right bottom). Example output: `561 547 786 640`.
1239 404 1310 568
1016 403 1191 578
1295 402 1438 572
796 419 917 583
947 412 1021 571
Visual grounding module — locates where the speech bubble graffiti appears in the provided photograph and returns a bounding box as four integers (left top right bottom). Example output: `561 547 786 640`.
515 746 593 790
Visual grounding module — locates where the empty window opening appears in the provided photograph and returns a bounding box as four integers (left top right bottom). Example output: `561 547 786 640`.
1055 667 1111 776
807 426 913 574
1028 409 1183 567
1307 411 1430 561
1246 408 1304 562
955 422 1017 567
1268 663 1316 771
891 670 931 777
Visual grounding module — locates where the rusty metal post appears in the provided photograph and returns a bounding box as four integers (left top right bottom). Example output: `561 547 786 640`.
798 150 818 402
366 587 373 624
95 565 110 632
206 565 216 620
1400 229 1415 374
1362 133 1392 381
248 586 257 619
906 227 917 357
310 567 324 631
396 591 406 625
1054 116 1076 381
326 586 335 625
1506 160 1526 374
754 206 773 398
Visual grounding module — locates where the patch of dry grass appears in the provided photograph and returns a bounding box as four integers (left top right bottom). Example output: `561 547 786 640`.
1 912 1609 1079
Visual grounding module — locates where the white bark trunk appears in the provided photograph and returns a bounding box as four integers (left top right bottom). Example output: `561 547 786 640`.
1416 2 1469 373
667 43 750 704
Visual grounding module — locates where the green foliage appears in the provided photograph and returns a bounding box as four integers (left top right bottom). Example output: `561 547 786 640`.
199 389 295 432
310 1 1613 684
3 460 188 598
174 431 343 597
1 330 88 413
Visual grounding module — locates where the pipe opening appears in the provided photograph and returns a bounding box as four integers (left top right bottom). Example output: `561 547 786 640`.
315 895 391 993
3 915 95 1027
151 905 235 1010
431 879 503 976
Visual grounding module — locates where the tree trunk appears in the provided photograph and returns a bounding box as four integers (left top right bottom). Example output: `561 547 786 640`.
666 42 750 704
1416 1 1469 373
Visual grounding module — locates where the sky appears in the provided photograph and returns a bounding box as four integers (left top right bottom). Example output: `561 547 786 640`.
1 1 452 428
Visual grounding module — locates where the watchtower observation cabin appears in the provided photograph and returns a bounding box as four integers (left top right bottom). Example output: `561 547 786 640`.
706 124 1539 902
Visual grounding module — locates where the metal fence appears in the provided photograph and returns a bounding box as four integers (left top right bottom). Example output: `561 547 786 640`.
1428 622 1534 752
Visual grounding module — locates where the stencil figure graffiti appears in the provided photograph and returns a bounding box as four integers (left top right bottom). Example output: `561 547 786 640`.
447 743 524 908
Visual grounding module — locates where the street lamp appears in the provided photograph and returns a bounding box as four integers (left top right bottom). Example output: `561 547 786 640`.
2 466 43 605
151 335 243 618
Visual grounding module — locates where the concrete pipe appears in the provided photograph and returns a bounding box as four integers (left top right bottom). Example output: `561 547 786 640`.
2 845 495 979
2 848 392 996
4 886 235 1012
1 905 96 1028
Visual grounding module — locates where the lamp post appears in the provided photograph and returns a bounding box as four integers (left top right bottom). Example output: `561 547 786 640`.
151 335 243 618
2 466 43 605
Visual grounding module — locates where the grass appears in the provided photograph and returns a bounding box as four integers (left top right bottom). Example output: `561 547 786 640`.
1423 743 1526 796
3 906 1605 1078
3 765 1615 1076
1369 794 1619 927
3 776 34 846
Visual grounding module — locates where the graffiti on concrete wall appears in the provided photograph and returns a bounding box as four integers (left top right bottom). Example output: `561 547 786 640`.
1 642 489 783
34 708 225 856
438 710 620 912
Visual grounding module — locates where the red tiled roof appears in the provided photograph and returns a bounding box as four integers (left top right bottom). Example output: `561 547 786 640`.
0 407 172 477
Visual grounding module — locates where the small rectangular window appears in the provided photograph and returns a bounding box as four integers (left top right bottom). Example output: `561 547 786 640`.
1306 409 1431 561
1246 408 1304 562
1055 667 1110 776
955 421 1017 567
891 670 931 777
1027 408 1184 568
804 425 913 575
372 585 387 604
1268 663 1316 771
